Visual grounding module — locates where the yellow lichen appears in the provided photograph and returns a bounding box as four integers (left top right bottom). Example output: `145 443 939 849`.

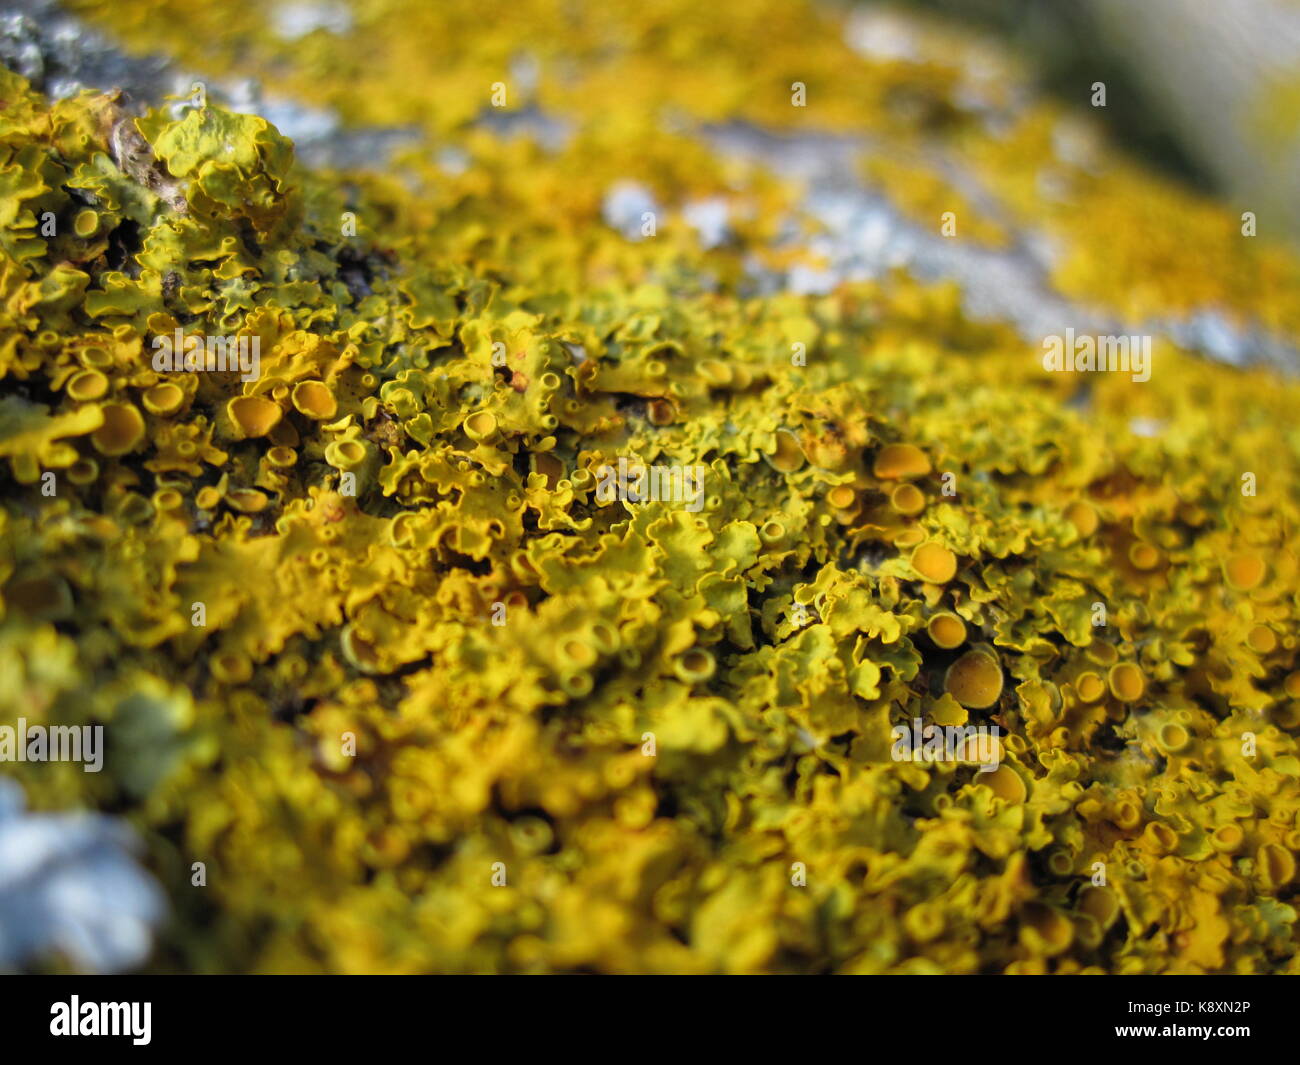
0 0 1297 978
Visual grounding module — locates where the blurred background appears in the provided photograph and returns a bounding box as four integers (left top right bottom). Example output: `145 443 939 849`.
892 0 1300 239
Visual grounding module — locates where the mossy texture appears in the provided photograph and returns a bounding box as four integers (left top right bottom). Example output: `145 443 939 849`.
2 1 1300 973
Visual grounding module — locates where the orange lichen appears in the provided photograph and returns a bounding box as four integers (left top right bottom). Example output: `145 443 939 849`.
66 369 109 402
227 395 282 438
910 541 958 583
463 411 499 445
764 429 806 473
1129 542 1162 570
1075 672 1106 703
890 482 925 516
1064 500 1099 537
873 443 932 480
1248 625 1278 655
927 611 967 649
291 380 338 421
142 383 184 416
90 402 145 456
1224 553 1267 591
1108 663 1146 703
945 650 1004 709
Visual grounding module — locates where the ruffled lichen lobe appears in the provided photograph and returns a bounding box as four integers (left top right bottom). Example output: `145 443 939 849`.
2 0 1300 975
